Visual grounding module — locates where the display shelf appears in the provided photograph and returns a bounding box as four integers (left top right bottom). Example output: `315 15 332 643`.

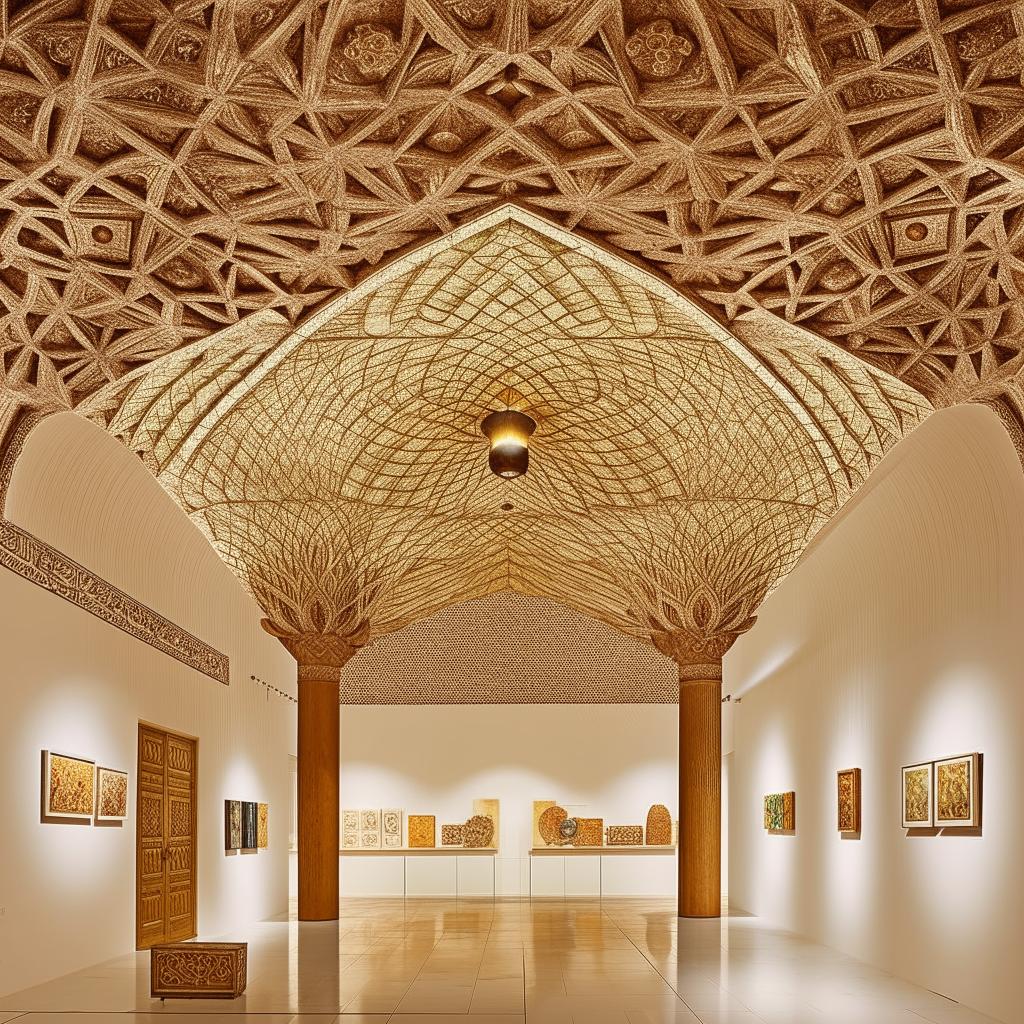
340 847 497 856
530 846 676 855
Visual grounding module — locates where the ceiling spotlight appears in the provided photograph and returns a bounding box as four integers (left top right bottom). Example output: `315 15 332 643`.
480 409 536 479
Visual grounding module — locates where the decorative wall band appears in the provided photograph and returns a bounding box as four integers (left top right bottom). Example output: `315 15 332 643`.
0 519 229 684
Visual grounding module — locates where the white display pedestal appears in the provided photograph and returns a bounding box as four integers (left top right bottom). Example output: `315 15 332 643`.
339 849 497 898
529 847 677 898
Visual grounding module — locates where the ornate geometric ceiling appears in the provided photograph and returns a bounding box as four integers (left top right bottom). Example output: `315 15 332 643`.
0 0 1010 665
78 208 929 656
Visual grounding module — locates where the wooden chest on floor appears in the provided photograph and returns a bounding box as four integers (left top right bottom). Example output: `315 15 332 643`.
150 941 247 999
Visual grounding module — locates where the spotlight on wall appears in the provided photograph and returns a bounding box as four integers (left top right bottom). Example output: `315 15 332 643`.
480 409 536 479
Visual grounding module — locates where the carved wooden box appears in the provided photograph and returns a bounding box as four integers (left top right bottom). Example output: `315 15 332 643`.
151 942 247 999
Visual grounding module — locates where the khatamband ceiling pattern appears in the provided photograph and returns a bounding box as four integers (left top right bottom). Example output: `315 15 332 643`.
0 0 1020 453
84 209 930 661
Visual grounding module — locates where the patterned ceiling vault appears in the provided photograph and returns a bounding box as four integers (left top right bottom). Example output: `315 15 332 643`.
78 207 929 657
0 0 1007 684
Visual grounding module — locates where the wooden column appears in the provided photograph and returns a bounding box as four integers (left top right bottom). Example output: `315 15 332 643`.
297 664 341 921
678 669 722 918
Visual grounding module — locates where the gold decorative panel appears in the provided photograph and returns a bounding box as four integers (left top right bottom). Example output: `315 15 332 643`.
43 751 94 819
902 763 933 829
407 815 436 849
837 769 861 834
96 767 128 821
935 753 981 829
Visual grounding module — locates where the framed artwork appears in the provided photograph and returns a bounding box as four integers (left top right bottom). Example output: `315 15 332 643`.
96 766 129 821
43 750 95 819
382 808 402 848
258 803 269 848
645 804 672 845
764 792 795 832
901 762 933 828
407 814 435 848
225 799 241 850
935 753 980 828
241 801 258 849
359 808 381 848
837 769 861 833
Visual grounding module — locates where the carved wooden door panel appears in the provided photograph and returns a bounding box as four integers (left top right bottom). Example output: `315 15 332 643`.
136 725 197 949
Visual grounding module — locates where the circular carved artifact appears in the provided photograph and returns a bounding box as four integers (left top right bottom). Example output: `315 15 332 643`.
462 814 494 848
559 816 579 840
91 224 114 244
538 804 567 845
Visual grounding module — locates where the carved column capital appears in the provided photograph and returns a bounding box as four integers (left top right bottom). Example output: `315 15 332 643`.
652 626 748 682
260 620 366 682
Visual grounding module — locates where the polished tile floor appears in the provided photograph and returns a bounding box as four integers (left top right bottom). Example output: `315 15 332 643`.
0 897 1002 1024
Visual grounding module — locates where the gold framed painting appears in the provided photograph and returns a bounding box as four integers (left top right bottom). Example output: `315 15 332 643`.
258 803 269 848
901 761 933 828
43 750 95 819
934 753 980 828
837 768 860 833
96 766 129 821
763 791 795 832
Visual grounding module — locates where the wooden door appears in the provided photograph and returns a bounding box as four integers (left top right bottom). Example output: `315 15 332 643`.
136 724 197 948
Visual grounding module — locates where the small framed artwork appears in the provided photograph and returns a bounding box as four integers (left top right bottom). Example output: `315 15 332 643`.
837 768 860 833
225 799 241 850
901 762 933 828
95 766 129 821
43 750 96 819
763 792 795 832
935 753 980 828
242 801 258 850
257 803 269 848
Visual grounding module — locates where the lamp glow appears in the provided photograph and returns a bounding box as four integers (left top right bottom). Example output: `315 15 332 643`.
480 409 536 478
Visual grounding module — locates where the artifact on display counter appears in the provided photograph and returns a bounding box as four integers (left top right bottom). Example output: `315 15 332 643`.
572 817 604 847
606 824 644 846
258 803 269 848
534 801 569 846
341 808 383 848
225 800 241 850
645 804 672 845
151 941 247 999
934 753 980 829
472 798 500 849
441 824 463 846
837 769 861 834
559 816 579 841
241 801 258 850
901 762 933 829
763 792 796 832
95 766 129 821
42 750 96 819
382 807 402 848
407 814 436 848
462 814 495 848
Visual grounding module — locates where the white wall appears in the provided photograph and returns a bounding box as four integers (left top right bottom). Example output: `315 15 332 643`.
0 414 296 995
339 703 679 894
728 405 1024 1024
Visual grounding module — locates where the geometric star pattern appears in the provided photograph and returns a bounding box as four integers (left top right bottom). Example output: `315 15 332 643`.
83 208 930 661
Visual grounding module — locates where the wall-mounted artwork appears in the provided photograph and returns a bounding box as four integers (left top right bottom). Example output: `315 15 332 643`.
572 817 603 847
606 825 644 846
407 814 435 848
901 762 933 828
43 750 95 819
935 753 980 828
837 769 861 833
441 824 463 846
241 801 258 850
763 792 795 832
225 800 241 850
645 804 672 846
258 803 269 848
342 809 360 849
95 766 128 821
382 808 402 848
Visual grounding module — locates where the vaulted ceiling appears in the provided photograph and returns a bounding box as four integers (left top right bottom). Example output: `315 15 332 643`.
0 0 1016 660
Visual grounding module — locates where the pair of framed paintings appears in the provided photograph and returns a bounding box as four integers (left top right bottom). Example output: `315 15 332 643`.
901 753 980 829
42 750 128 821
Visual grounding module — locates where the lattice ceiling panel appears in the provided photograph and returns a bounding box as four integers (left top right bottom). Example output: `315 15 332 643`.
0 0 1021 460
86 209 930 651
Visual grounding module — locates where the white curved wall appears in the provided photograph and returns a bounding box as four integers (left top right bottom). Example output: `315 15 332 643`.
728 405 1024 1024
0 413 296 995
